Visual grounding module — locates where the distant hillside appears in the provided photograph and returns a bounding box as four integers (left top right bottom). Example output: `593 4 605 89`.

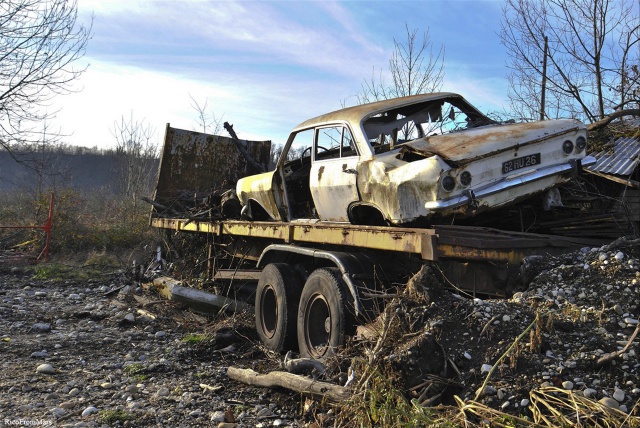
0 148 158 193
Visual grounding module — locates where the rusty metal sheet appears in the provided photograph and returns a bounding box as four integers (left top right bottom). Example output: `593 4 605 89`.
153 125 271 206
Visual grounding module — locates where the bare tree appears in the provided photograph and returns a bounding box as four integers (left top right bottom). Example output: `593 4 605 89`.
356 24 445 140
111 113 158 224
358 23 445 104
500 0 639 124
189 95 222 135
0 0 91 154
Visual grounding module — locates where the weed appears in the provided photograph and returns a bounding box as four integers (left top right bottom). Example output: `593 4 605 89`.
97 409 133 424
33 263 89 281
336 359 445 427
84 250 121 269
182 333 206 344
124 363 145 376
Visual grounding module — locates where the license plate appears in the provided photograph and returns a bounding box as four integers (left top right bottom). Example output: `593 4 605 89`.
502 153 541 174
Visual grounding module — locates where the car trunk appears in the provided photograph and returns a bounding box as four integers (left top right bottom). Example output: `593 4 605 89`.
397 119 582 165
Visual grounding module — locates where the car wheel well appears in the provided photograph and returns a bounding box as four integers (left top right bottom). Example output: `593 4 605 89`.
247 200 274 221
349 204 387 226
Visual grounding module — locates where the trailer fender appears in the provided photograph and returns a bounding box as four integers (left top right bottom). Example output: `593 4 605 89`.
257 244 376 318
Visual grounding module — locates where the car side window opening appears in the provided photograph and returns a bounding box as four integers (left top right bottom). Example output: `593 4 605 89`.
315 126 358 161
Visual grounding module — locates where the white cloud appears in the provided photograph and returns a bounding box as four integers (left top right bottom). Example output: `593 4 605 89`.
52 57 357 149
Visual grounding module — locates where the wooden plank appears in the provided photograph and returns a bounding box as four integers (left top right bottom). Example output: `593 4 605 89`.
213 269 262 281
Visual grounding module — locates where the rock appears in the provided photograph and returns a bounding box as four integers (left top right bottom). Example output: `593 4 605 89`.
125 385 138 393
217 424 238 428
30 350 49 358
124 313 135 322
463 352 472 360
502 314 511 322
51 407 66 418
615 252 624 261
210 411 226 422
480 364 493 373
476 385 497 397
156 387 170 397
36 364 55 374
599 397 620 410
562 381 574 390
59 401 75 409
624 318 639 325
583 388 597 398
68 293 80 300
500 401 510 410
155 331 166 339
257 407 273 417
100 382 113 389
81 406 99 417
69 388 81 397
31 323 51 332
613 388 625 402
34 291 47 297
189 409 202 417
520 398 530 407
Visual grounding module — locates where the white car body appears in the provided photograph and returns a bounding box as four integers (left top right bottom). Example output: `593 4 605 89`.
236 93 595 226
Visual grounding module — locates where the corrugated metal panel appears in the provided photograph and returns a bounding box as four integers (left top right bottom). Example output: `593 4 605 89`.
588 136 640 176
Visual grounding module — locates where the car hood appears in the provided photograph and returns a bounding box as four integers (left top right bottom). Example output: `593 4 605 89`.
397 119 583 165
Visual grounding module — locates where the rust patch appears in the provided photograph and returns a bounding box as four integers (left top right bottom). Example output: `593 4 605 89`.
154 125 271 207
318 165 325 181
400 120 582 164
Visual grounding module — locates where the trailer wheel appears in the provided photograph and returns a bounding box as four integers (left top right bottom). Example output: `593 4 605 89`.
297 268 353 360
255 263 301 352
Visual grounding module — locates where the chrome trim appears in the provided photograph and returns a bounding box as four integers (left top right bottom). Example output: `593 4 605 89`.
425 158 594 211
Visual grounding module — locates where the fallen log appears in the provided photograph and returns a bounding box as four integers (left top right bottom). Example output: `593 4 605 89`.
226 367 350 403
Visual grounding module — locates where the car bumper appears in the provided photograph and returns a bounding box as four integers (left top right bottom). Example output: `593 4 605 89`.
424 156 596 211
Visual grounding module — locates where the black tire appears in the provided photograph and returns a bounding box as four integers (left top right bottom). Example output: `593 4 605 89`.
220 190 241 219
297 268 353 360
255 263 301 352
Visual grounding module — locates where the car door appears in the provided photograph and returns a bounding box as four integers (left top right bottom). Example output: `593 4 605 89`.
309 125 360 222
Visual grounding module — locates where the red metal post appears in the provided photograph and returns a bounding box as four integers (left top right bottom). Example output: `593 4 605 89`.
37 193 55 261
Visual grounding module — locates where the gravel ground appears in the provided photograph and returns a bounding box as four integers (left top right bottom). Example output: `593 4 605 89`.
0 269 301 428
1 237 639 427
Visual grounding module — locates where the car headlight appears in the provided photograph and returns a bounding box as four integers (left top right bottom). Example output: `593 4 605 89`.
441 175 455 192
562 140 574 154
460 171 472 187
575 136 586 152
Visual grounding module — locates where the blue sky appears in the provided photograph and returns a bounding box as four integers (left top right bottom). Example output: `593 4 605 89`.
54 0 510 149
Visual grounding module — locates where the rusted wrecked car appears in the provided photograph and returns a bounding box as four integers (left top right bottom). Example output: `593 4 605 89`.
236 92 596 226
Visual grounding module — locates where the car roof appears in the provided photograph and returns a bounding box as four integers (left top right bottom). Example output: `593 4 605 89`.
293 92 463 131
